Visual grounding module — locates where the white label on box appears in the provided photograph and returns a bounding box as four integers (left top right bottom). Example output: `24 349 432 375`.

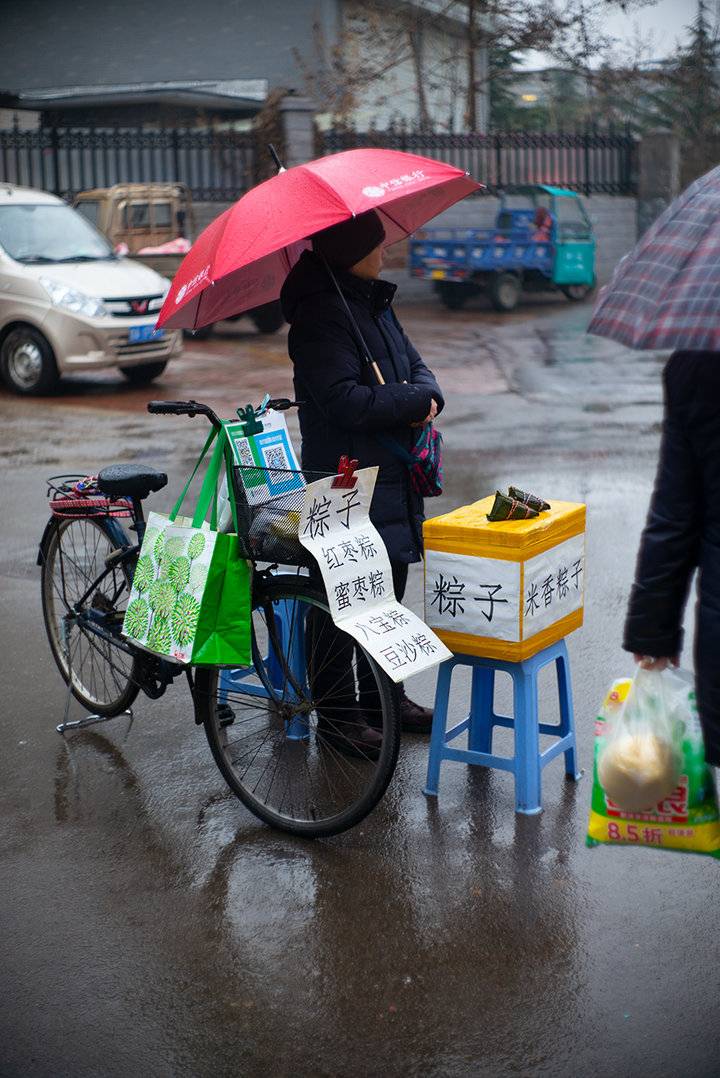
298 467 451 682
424 549 521 641
523 532 585 638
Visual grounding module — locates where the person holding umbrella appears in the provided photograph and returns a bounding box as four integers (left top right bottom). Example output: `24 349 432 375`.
280 210 443 756
156 148 481 760
589 164 720 769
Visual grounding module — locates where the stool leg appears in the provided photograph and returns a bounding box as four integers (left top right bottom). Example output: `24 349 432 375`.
469 666 495 753
423 660 453 798
513 667 542 815
556 645 581 781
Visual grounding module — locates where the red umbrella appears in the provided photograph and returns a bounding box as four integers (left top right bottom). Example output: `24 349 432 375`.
156 148 482 331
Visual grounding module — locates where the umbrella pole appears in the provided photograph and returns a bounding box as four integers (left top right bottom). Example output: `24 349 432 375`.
318 254 386 386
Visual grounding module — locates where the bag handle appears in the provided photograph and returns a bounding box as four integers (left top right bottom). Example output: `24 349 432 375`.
191 431 227 529
169 428 218 522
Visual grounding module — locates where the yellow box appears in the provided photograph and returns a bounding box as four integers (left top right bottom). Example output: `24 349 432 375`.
423 496 586 661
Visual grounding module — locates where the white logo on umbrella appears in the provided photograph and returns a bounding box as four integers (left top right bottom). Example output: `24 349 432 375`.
175 284 188 304
362 185 385 198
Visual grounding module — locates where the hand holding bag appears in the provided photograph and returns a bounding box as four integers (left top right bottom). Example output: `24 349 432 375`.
378 422 444 497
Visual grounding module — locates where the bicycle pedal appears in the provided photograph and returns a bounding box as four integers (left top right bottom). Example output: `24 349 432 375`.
216 704 235 727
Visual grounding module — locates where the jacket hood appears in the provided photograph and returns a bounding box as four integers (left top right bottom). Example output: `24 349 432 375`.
280 249 397 323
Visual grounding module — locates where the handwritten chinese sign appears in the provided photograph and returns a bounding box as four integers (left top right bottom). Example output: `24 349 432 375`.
298 467 451 682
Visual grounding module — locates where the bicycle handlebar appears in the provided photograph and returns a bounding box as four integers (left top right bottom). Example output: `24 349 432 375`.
147 400 222 428
148 398 303 427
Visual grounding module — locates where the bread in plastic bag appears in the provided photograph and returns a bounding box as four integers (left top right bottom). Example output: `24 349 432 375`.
587 669 720 858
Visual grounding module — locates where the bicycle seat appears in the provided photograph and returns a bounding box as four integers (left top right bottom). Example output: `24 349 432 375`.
97 464 168 500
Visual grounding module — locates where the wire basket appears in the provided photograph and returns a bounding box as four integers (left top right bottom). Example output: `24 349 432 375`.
46 474 133 519
231 465 334 566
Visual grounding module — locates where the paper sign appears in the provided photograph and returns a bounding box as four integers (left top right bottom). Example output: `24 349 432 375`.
224 409 303 505
298 467 451 683
523 533 585 637
425 549 521 641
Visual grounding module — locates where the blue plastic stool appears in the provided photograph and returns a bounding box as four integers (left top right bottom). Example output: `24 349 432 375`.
218 599 310 741
423 638 581 814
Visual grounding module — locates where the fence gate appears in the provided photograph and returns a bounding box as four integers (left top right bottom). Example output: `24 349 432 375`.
0 125 256 201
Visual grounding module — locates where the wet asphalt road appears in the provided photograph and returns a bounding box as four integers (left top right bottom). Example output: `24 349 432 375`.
1 294 719 1078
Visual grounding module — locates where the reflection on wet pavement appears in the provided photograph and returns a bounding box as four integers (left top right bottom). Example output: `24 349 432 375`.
2 297 719 1076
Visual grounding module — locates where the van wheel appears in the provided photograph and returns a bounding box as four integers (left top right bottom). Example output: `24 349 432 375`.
0 326 59 395
120 361 168 385
489 273 521 312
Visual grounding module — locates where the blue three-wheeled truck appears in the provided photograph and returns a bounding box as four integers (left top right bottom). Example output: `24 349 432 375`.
409 184 596 312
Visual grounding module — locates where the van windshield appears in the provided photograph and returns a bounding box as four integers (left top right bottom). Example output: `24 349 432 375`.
0 204 113 263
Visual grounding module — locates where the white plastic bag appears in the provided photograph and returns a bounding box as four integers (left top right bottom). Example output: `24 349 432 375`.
597 667 685 813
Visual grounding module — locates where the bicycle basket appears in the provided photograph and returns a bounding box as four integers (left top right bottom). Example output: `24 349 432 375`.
231 465 335 565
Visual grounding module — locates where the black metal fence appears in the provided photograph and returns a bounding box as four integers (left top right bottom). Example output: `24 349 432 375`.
0 125 256 201
321 126 637 195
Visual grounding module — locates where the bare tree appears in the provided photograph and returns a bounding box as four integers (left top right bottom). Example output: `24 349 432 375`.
293 0 659 131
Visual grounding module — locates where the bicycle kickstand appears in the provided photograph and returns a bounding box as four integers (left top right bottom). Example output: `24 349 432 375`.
55 622 133 734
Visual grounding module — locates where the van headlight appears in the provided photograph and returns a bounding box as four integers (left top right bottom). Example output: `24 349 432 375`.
39 276 108 319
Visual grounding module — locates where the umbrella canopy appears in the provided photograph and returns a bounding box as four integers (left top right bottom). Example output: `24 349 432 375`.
588 164 720 352
156 148 481 331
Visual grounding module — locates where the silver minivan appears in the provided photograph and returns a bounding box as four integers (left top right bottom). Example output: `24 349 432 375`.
0 184 182 395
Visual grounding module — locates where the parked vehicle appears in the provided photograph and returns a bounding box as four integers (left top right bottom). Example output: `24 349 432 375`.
74 183 284 337
0 185 182 395
409 184 596 312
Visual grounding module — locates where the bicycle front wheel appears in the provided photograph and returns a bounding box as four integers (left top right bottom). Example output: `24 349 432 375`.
195 575 401 838
41 516 140 716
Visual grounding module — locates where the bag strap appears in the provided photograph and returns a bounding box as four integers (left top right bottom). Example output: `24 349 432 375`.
191 431 227 529
375 432 415 466
169 428 218 522
220 434 240 534
376 424 433 468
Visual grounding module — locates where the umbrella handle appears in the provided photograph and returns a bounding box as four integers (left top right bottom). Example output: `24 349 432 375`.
319 254 386 386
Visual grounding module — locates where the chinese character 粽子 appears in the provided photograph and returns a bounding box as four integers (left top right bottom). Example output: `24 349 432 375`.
337 489 361 528
572 558 584 590
303 494 332 539
369 569 385 598
356 534 377 560
411 632 437 656
430 573 466 618
556 565 569 599
474 583 509 623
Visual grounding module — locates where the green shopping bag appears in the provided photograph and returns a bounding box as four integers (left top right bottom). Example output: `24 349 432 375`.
122 428 252 666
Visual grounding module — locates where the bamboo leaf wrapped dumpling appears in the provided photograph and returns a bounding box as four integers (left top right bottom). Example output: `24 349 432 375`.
486 491 540 522
508 486 551 512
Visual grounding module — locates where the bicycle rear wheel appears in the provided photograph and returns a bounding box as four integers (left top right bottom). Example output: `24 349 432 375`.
41 517 140 716
196 575 401 838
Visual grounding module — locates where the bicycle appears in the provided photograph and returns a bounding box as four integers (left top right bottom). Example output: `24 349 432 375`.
39 398 400 838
